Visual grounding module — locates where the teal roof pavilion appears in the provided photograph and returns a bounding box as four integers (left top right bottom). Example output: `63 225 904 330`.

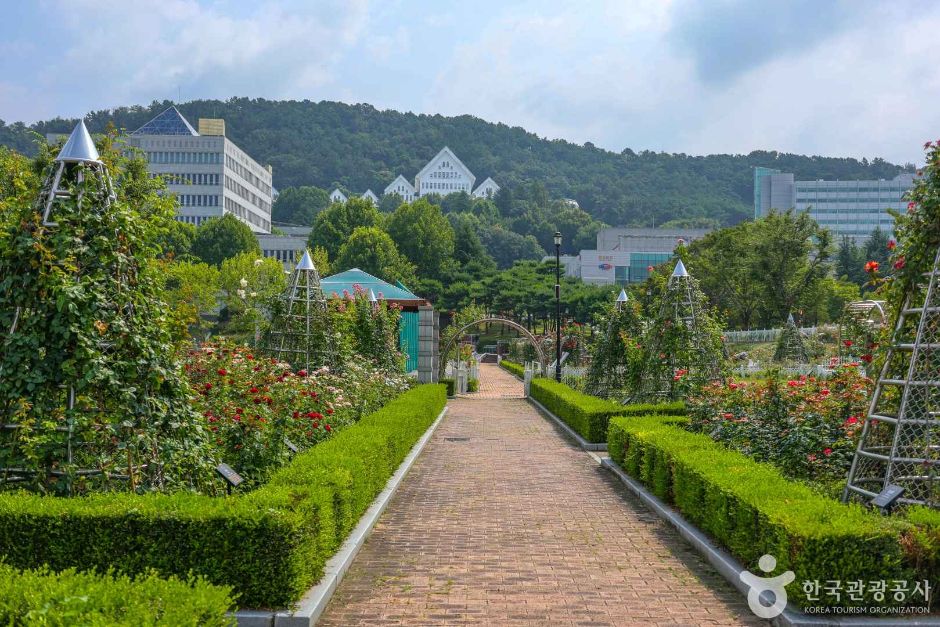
321 268 425 303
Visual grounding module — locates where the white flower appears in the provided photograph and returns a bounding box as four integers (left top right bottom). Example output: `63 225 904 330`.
236 289 246 299
250 292 257 298
254 259 263 267
240 278 248 288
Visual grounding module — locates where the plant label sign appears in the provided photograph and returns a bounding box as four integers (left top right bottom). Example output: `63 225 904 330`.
215 463 243 488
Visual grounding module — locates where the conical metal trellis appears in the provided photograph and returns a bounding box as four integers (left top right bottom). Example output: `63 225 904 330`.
637 260 722 400
586 289 637 398
774 313 808 364
1 121 121 493
262 250 335 372
844 248 940 508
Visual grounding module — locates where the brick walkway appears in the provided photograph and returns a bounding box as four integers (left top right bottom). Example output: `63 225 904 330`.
319 366 761 626
461 363 524 399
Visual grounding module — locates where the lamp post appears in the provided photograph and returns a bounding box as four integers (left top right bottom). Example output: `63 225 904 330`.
554 231 562 382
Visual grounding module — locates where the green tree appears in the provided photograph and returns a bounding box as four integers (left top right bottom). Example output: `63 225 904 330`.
219 252 288 342
192 213 261 266
335 226 416 284
386 198 455 278
155 219 196 260
157 259 221 342
271 185 330 225
308 198 381 261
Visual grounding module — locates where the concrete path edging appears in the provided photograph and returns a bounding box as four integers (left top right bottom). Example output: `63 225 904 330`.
529 396 607 451
600 458 940 627
234 406 449 627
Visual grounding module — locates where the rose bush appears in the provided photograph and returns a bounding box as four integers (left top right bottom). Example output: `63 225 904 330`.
688 366 872 485
185 340 410 485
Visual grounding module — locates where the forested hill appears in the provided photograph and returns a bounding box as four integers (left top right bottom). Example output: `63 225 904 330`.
0 98 911 227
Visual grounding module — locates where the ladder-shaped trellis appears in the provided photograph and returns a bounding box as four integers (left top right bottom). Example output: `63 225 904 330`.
844 248 940 507
262 250 335 372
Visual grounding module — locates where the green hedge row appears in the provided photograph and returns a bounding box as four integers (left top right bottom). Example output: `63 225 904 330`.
499 360 524 378
607 415 919 609
440 378 456 396
0 384 447 609
0 564 234 626
530 378 685 443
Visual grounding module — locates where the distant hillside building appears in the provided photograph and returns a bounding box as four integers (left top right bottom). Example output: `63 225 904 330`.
348 146 498 203
754 167 915 242
329 189 348 203
125 106 274 233
557 227 712 286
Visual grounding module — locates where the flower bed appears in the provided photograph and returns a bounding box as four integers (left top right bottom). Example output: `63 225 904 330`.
185 341 409 486
530 378 684 443
607 414 939 612
688 367 870 486
0 565 234 626
0 384 446 609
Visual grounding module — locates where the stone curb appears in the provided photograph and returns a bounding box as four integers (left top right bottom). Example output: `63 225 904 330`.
600 458 940 627
529 396 607 451
234 406 450 627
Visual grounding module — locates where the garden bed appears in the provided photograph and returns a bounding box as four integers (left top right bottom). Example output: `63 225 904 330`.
0 384 447 610
606 414 939 614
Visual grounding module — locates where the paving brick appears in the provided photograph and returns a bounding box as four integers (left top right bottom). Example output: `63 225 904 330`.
319 365 762 626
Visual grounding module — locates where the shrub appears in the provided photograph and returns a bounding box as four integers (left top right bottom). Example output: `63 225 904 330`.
687 367 871 483
467 378 479 393
608 415 921 610
531 378 684 443
441 378 456 396
500 360 524 378
0 564 234 626
0 384 446 609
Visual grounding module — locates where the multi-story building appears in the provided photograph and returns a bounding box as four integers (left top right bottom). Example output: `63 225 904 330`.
754 167 915 242
332 146 499 205
125 107 274 233
555 227 711 286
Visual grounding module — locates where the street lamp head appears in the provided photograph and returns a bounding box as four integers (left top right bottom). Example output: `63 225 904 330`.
554 231 562 247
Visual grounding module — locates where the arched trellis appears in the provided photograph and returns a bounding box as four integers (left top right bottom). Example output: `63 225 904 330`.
439 317 547 379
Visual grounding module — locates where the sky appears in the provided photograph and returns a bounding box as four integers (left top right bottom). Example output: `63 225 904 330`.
1 0 937 165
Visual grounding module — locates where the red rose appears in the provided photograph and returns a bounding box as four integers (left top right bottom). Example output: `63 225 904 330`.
326 408 334 415
843 340 853 347
845 416 859 425
249 387 259 394
860 354 873 363
894 257 906 270
887 240 896 250
217 368 227 376
298 369 308 377
324 424 331 432
823 448 832 456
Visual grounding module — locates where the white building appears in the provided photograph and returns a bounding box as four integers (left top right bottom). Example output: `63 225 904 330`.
554 227 712 286
348 146 498 204
361 189 379 205
329 188 348 203
472 177 500 199
125 107 273 233
383 175 416 202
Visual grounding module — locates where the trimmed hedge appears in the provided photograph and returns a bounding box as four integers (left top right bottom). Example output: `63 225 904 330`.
499 360 524 378
607 415 919 609
441 378 456 396
531 378 685 443
0 384 446 609
0 564 234 626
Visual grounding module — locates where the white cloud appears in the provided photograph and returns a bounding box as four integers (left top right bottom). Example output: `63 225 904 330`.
36 0 370 113
424 0 938 164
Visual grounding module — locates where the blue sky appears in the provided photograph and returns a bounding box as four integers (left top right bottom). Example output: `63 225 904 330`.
1 0 937 164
